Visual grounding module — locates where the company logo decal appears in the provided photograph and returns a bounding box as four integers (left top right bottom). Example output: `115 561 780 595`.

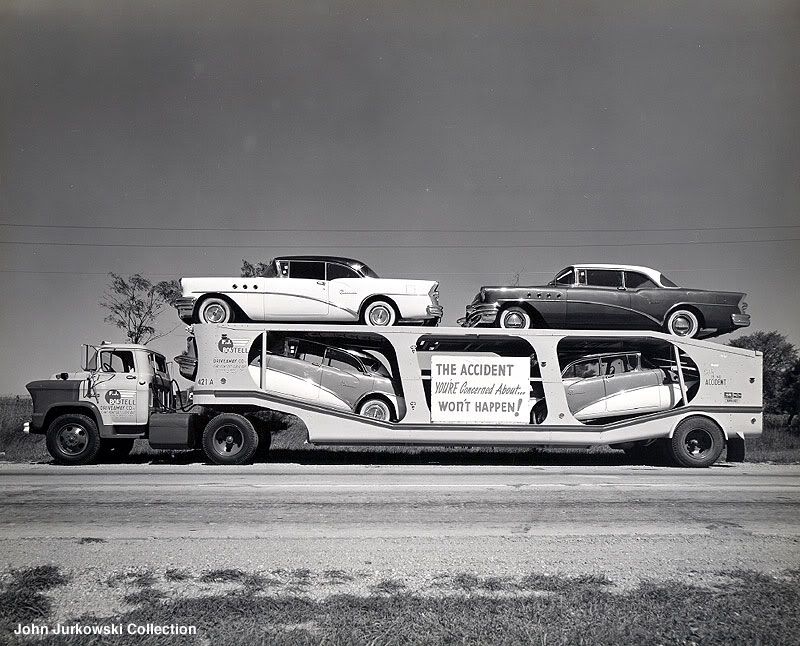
217 334 248 354
105 389 121 404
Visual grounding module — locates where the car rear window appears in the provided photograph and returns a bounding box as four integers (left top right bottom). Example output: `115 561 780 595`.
625 272 657 289
326 263 360 280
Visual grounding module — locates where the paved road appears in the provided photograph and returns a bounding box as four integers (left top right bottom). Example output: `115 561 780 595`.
1 462 799 587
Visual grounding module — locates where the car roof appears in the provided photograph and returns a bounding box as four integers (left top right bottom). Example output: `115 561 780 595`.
568 264 664 284
568 351 641 362
274 256 365 266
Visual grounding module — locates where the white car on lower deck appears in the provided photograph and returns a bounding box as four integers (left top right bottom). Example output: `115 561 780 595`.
176 256 443 327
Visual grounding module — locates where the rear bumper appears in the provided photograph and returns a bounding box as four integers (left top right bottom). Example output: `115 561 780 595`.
175 297 197 323
426 305 444 318
731 313 751 328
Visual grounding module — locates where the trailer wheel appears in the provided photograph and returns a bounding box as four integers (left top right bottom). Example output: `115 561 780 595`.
98 439 135 462
202 413 258 465
669 417 724 468
46 414 102 465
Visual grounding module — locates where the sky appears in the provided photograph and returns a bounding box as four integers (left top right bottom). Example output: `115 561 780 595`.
1 0 798 394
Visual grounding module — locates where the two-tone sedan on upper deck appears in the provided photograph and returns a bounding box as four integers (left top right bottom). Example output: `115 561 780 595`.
176 256 443 327
458 264 750 339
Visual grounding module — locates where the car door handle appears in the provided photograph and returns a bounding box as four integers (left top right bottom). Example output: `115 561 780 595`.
126 375 136 379
316 281 326 286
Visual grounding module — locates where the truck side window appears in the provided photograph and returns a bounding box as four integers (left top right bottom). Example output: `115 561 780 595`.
99 350 135 373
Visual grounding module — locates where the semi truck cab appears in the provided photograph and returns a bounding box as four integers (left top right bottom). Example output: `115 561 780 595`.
25 342 175 463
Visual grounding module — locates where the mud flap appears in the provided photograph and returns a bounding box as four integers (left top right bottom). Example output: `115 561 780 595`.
726 436 746 462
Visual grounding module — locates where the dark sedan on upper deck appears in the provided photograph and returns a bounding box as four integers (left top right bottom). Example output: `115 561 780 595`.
458 264 750 339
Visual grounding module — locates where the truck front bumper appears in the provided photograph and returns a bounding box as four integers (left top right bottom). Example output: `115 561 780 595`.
731 313 751 328
457 303 500 327
175 297 197 323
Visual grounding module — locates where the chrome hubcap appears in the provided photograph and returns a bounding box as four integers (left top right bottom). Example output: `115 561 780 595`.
361 402 390 420
203 303 227 323
57 424 88 456
671 315 694 336
369 306 391 326
213 425 243 456
503 312 525 328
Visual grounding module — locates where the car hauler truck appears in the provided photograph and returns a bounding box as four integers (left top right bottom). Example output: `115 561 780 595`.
25 324 762 468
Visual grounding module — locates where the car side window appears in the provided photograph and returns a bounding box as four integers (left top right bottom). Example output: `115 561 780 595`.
627 354 640 371
325 349 362 373
99 350 135 373
289 261 325 280
585 269 623 288
572 360 600 378
603 356 627 375
326 263 359 280
297 342 324 365
625 272 657 289
555 268 575 285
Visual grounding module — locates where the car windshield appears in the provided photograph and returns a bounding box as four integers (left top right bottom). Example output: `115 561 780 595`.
659 273 679 287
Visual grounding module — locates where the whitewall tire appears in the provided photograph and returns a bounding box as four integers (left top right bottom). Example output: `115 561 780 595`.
198 298 234 324
499 306 532 329
666 309 700 338
362 301 397 327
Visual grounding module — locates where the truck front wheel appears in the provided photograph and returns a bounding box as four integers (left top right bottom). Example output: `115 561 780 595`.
46 414 102 465
202 414 259 465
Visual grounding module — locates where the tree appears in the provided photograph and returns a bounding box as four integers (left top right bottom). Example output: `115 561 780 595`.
241 259 272 277
728 331 799 415
510 266 525 287
100 273 181 345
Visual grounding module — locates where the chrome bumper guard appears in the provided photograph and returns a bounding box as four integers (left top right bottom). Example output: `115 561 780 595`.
175 296 197 321
731 313 751 327
459 303 499 327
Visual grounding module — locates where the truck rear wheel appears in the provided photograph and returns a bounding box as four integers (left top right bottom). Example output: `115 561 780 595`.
668 417 724 468
202 413 258 465
46 414 102 466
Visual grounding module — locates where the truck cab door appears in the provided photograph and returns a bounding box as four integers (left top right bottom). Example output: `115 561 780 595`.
94 349 142 426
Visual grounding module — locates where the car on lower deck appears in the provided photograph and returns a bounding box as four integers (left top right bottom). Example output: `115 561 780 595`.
176 256 442 327
458 264 750 339
556 351 696 422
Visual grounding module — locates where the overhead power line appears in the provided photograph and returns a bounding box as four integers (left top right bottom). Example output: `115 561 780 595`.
0 223 797 233
0 238 797 249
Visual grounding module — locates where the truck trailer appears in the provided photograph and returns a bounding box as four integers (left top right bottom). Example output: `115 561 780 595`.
25 324 762 467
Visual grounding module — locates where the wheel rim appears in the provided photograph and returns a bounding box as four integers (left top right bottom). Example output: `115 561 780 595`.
368 305 391 326
670 313 696 337
212 424 244 456
361 401 390 420
503 311 526 329
57 424 89 456
203 303 227 323
684 428 713 457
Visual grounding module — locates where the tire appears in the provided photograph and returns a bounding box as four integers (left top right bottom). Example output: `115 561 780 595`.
46 414 102 465
498 306 532 329
362 300 397 327
196 297 234 324
357 397 394 422
665 309 700 338
531 401 547 425
98 439 135 462
202 413 259 465
668 417 725 468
